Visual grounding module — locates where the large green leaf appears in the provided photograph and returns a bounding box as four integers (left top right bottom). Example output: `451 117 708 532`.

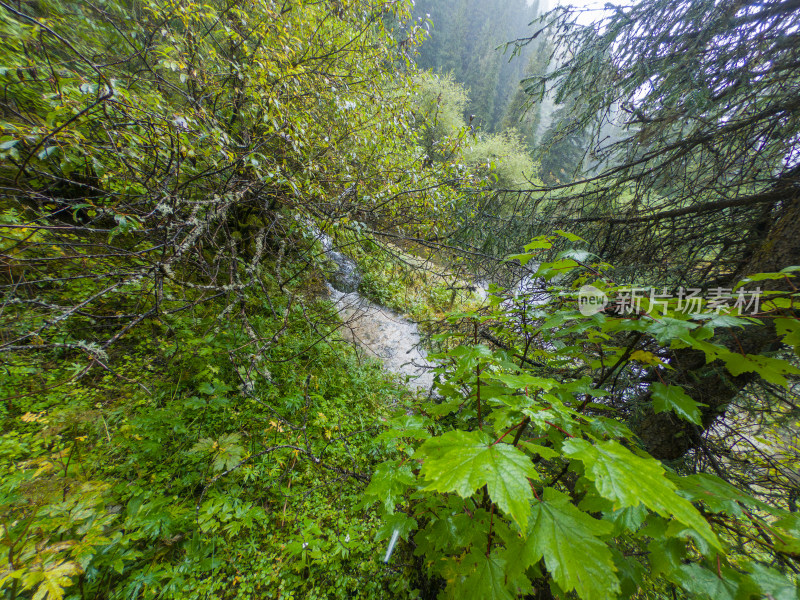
491 373 557 391
776 317 800 354
669 472 773 516
669 564 742 600
447 344 494 379
554 230 585 242
458 551 515 600
651 383 703 425
364 460 416 513
507 488 619 600
610 548 646 599
562 439 720 551
720 352 800 387
376 414 432 441
744 562 800 600
416 430 538 529
686 336 800 386
212 433 245 472
507 252 536 266
772 514 800 554
375 512 417 543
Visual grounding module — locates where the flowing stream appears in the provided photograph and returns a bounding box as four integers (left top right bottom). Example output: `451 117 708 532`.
317 231 435 392
315 229 548 393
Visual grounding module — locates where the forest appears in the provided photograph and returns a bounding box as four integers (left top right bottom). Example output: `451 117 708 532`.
0 0 799 599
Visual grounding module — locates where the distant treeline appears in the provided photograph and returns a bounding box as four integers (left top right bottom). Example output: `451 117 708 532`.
411 0 548 136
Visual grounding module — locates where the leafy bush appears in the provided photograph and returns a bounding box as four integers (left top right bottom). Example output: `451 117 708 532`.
367 235 800 600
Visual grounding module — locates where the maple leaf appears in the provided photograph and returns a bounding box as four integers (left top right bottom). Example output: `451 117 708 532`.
416 430 538 529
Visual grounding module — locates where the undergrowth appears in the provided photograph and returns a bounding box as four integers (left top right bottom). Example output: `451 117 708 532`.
0 271 418 600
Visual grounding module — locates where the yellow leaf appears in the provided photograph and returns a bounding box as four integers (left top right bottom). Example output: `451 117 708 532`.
630 350 663 366
21 412 46 423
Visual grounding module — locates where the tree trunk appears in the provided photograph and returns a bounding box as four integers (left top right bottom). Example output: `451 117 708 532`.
636 191 800 460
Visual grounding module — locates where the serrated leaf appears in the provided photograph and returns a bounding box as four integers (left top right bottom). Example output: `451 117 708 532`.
776 317 800 354
645 317 698 344
426 396 463 417
651 383 703 425
198 381 216 395
419 504 490 554
561 376 609 396
743 562 800 600
554 230 584 242
772 514 800 554
647 536 686 576
416 430 538 529
365 460 416 513
31 561 81 600
562 439 720 551
447 344 493 378
518 442 559 459
605 503 648 533
524 237 553 251
694 313 752 328
665 519 715 555
377 414 431 441
587 416 634 439
211 433 244 472
720 352 800 387
736 271 794 287
610 547 646 598
375 512 417 542
559 248 594 262
536 258 581 280
669 473 772 516
507 252 535 266
630 350 663 365
190 437 215 454
492 373 556 391
670 564 741 600
458 551 514 600
509 488 618 600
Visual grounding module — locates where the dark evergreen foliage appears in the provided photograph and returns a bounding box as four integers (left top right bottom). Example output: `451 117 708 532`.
411 0 542 132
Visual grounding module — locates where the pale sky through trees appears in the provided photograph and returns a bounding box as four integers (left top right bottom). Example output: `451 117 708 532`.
545 0 617 25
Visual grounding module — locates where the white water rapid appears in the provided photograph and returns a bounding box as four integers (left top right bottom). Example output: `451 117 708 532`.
315 229 435 392
327 286 435 392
